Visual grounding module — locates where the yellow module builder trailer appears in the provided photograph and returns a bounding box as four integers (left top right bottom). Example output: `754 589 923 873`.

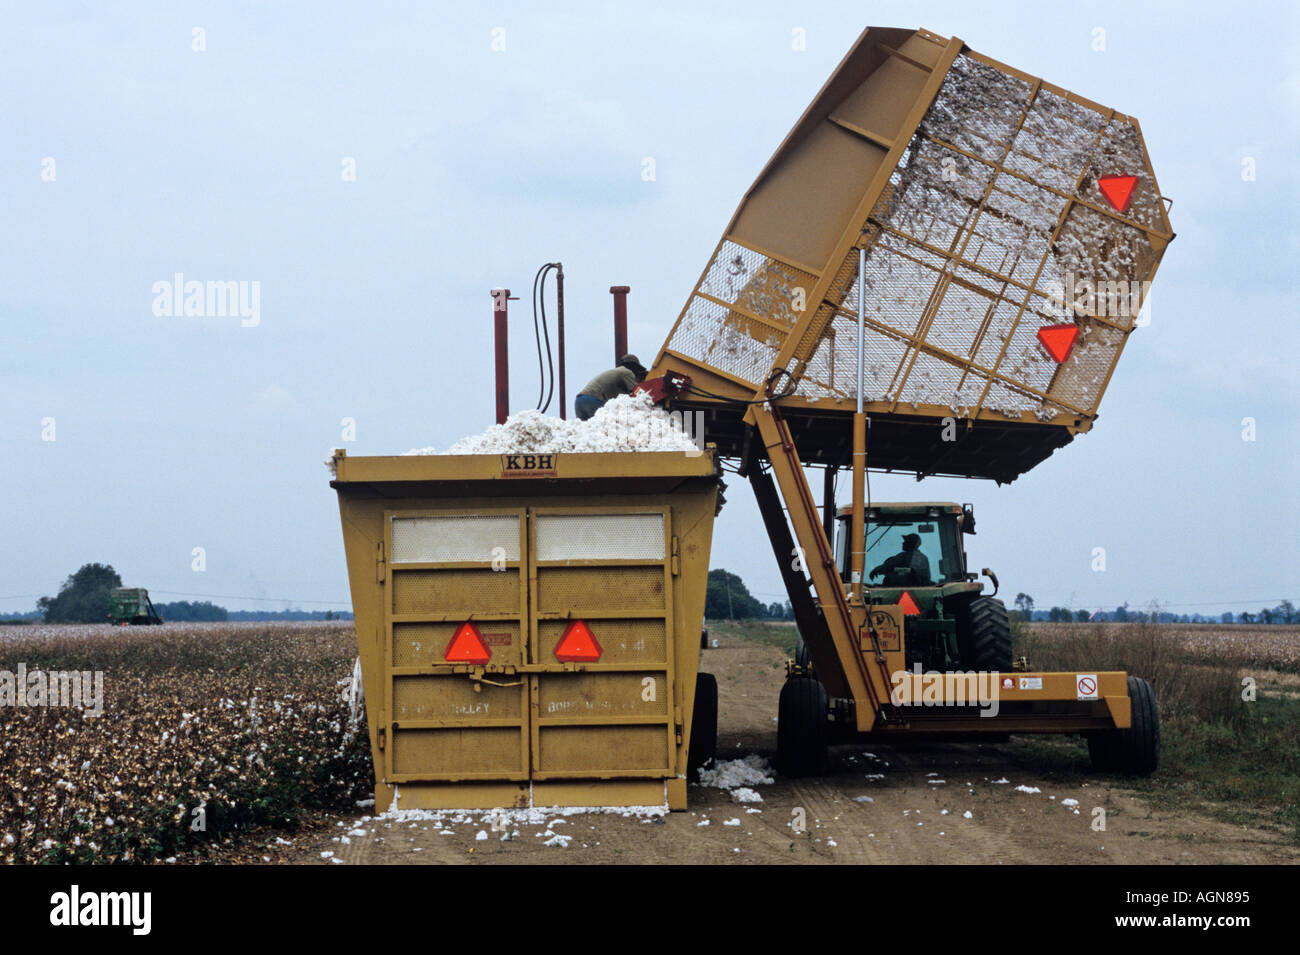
330 449 721 811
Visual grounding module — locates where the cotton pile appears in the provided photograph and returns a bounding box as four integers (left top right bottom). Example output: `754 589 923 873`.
404 392 699 455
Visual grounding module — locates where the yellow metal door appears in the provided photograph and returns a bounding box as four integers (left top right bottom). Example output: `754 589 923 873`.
528 506 677 781
383 509 530 784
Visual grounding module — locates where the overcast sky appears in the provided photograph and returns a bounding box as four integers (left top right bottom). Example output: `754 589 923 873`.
3 1 1296 616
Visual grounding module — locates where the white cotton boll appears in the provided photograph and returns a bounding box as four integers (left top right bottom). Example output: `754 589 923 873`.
408 393 698 456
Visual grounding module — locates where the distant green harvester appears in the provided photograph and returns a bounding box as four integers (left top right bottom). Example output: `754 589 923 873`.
107 587 163 626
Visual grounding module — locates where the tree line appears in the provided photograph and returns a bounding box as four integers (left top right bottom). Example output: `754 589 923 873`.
1014 593 1298 625
19 563 350 623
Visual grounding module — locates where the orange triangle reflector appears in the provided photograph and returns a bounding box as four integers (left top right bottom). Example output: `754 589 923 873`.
1037 324 1080 363
1097 174 1137 213
445 621 491 665
555 620 602 662
898 592 921 616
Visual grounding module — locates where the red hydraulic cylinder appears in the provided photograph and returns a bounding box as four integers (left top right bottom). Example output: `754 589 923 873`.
610 285 629 362
491 288 510 425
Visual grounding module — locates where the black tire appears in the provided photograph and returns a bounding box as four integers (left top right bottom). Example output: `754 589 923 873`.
777 676 829 777
968 597 1012 672
1090 676 1159 776
687 672 718 776
1119 677 1160 775
1086 730 1117 771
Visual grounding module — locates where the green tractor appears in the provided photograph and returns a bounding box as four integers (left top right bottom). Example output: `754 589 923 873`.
107 587 164 626
795 501 1010 675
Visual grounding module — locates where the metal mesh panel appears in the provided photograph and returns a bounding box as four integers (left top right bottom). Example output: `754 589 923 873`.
919 53 1033 162
535 513 665 561
700 240 815 328
665 294 786 385
1005 89 1104 192
1046 322 1124 409
1053 204 1155 330
391 515 519 563
875 138 997 250
1077 119 1164 229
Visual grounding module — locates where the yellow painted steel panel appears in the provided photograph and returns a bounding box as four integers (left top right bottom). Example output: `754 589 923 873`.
537 618 666 666
392 727 526 778
536 566 666 615
536 725 669 775
393 621 523 667
392 568 520 615
392 675 524 722
537 672 670 719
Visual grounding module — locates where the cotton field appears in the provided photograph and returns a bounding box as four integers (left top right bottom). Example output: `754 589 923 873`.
0 622 370 864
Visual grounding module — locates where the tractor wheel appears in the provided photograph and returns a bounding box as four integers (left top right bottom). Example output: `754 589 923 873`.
687 672 718 777
777 676 829 777
1089 677 1159 776
968 597 1012 672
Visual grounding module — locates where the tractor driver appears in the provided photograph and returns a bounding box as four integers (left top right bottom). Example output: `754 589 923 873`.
869 532 933 586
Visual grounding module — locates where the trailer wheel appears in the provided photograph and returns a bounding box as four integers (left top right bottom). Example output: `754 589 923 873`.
1091 676 1159 776
1086 730 1116 771
778 676 829 777
1112 680 1164 779
687 672 718 777
968 597 1012 672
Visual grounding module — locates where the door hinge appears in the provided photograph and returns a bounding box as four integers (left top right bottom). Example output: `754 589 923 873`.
376 541 386 583
377 726 387 751
670 535 680 576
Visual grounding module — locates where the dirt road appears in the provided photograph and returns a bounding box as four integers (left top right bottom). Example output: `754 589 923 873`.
277 630 1298 865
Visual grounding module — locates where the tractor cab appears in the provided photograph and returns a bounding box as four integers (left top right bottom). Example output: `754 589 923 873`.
834 502 975 589
833 502 1008 672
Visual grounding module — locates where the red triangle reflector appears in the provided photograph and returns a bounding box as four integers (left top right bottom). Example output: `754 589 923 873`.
1097 174 1137 213
1037 324 1080 363
898 592 921 616
445 621 491 665
555 620 602 662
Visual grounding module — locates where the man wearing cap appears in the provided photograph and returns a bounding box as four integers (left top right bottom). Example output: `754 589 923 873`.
574 354 648 420
869 533 933 586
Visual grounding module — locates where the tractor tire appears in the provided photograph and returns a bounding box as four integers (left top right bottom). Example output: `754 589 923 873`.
687 672 718 777
777 676 829 777
1089 676 1159 776
968 597 1012 672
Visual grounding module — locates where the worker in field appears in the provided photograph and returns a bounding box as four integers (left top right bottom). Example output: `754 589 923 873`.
869 532 933 586
574 354 648 420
